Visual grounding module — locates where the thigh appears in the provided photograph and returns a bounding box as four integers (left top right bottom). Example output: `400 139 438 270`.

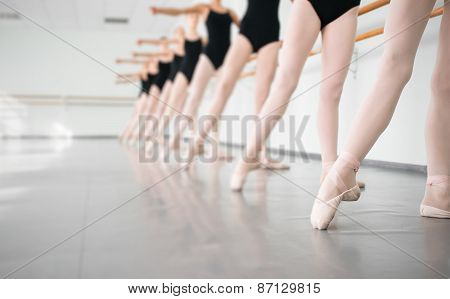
170 74 189 110
277 0 321 79
255 41 280 90
190 55 216 89
383 0 436 60
218 34 253 80
160 81 173 101
433 5 450 77
173 73 189 94
321 7 358 82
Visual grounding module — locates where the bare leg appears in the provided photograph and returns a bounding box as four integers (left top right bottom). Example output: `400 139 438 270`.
121 93 147 141
157 73 189 144
188 35 253 158
131 86 161 142
146 81 173 140
255 42 290 170
154 81 173 119
421 6 450 217
230 0 321 191
169 55 216 150
312 0 438 229
317 9 357 180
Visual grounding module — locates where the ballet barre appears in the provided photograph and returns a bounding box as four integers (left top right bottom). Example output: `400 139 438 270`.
132 51 168 58
116 79 137 85
358 0 390 16
115 58 149 64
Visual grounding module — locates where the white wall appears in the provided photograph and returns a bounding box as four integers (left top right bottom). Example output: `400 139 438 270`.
0 0 444 166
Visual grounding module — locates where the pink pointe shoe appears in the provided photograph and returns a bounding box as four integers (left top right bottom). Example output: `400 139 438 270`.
182 142 205 170
420 175 450 219
261 157 290 170
230 159 261 192
311 153 361 230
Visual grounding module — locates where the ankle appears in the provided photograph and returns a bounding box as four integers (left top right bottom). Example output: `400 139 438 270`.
331 152 360 186
423 175 450 211
426 175 449 187
425 175 449 197
336 152 360 172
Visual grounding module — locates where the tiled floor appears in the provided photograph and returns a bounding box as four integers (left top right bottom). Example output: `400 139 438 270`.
0 139 448 278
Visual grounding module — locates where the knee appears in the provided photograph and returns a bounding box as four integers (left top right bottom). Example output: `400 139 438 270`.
254 84 270 104
217 75 235 95
320 79 345 104
382 51 414 86
275 68 299 95
431 68 450 99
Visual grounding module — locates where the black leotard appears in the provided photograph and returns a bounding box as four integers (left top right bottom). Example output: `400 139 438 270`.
154 61 171 90
308 0 361 29
240 0 280 53
203 10 232 70
147 73 156 88
179 39 203 82
139 72 156 96
168 54 184 82
139 78 147 96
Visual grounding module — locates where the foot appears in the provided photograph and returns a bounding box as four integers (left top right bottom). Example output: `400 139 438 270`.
321 161 365 190
420 175 450 218
311 153 361 230
169 137 181 151
230 159 261 192
183 142 205 170
261 157 290 170
217 147 234 161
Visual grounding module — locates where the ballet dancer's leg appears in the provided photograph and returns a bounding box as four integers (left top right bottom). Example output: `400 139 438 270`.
121 93 147 141
154 82 173 119
157 74 189 146
311 0 438 229
145 86 162 116
131 86 161 141
187 35 253 158
230 0 321 191
421 6 450 217
123 91 156 143
317 9 358 182
168 55 216 150
254 42 290 170
145 81 173 141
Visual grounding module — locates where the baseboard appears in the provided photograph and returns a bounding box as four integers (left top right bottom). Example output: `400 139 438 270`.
222 141 427 174
0 135 427 174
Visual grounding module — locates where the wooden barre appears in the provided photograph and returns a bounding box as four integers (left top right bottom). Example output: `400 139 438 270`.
430 6 444 18
358 0 390 16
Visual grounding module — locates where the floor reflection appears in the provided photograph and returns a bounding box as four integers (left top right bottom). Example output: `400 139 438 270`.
0 139 448 278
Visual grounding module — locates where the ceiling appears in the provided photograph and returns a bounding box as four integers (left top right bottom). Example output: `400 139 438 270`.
0 0 196 32
0 0 445 36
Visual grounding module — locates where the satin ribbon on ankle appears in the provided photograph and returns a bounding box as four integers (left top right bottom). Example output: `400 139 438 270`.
322 161 335 171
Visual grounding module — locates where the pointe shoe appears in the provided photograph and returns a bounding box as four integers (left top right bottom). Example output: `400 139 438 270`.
420 175 450 219
311 152 361 230
183 142 205 170
230 160 261 192
321 161 366 190
260 157 290 170
217 148 234 161
170 137 181 151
